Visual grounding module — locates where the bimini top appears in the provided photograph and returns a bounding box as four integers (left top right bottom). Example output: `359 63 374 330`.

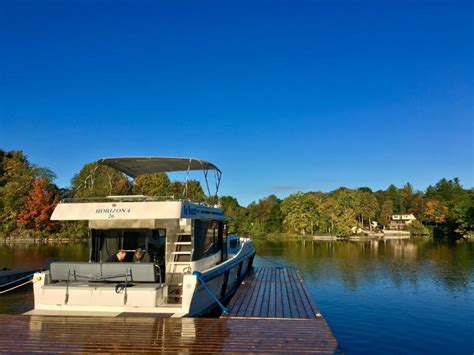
98 156 221 179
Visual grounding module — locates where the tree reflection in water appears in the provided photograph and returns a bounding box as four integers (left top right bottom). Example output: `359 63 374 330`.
254 238 474 354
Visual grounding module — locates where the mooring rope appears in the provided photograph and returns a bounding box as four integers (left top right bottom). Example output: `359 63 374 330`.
0 273 39 294
255 253 296 269
193 271 229 315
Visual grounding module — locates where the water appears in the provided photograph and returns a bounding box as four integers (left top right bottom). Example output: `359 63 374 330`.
0 243 88 314
1 239 473 353
254 238 474 354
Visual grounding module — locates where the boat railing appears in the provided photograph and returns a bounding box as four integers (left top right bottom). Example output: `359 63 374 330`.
60 195 179 203
60 195 217 207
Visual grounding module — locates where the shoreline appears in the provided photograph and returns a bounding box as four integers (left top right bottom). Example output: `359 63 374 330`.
0 237 87 244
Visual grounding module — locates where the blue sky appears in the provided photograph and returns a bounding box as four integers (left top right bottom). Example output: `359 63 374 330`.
1 0 473 205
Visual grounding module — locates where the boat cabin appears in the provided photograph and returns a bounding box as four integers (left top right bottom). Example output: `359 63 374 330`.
47 157 231 305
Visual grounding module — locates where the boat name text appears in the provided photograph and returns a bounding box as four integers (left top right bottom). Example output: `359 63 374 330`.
95 208 131 219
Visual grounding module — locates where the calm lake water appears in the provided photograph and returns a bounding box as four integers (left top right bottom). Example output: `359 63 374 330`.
1 238 473 354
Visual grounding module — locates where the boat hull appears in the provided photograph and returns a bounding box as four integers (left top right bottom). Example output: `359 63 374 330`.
28 239 255 317
188 244 255 316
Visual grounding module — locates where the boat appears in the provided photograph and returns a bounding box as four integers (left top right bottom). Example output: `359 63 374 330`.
28 157 255 317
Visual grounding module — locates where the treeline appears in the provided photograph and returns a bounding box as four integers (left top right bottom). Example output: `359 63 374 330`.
0 150 208 239
221 180 474 238
1 149 473 240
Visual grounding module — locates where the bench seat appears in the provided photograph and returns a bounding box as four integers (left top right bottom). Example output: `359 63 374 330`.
49 262 158 283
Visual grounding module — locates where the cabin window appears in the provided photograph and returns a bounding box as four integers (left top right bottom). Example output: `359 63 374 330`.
90 229 165 262
192 220 223 261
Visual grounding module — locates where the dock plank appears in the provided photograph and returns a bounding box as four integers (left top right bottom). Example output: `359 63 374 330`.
224 267 325 320
0 314 339 354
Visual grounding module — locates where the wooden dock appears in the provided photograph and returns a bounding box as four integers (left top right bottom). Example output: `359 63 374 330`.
0 267 339 353
223 266 322 319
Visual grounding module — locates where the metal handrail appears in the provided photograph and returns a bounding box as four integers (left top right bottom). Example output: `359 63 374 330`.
60 195 217 206
124 269 128 305
154 264 163 285
65 270 70 304
61 195 178 203
193 271 229 315
70 272 130 282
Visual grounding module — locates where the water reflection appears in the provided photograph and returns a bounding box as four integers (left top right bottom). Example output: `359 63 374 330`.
20 316 228 353
0 243 88 270
0 243 89 314
254 238 474 293
254 238 474 354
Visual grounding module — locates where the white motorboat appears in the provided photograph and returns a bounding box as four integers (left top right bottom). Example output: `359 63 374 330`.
28 157 255 317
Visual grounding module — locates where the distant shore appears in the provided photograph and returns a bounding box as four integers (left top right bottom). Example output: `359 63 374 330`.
252 230 434 242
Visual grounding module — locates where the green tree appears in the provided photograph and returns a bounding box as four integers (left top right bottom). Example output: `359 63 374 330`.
265 203 283 233
319 189 359 236
386 184 402 213
219 196 246 234
281 192 319 235
399 183 414 213
169 180 206 201
185 180 206 202
452 191 474 233
30 164 57 184
357 191 379 230
379 199 394 227
133 173 171 196
1 151 35 229
71 163 131 197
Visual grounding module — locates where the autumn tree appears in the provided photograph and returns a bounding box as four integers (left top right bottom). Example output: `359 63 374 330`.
424 199 449 224
17 177 59 231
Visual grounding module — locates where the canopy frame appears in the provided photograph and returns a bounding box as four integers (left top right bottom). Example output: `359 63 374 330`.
76 156 222 200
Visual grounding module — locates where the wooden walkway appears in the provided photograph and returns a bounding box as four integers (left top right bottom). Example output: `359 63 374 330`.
223 266 321 319
0 314 338 353
0 266 339 353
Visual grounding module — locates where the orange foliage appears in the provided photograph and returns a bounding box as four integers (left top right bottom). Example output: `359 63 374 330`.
424 199 449 224
17 177 59 231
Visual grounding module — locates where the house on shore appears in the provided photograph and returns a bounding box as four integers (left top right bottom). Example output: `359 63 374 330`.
389 214 416 230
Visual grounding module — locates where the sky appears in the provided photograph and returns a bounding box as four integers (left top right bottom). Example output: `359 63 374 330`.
1 0 473 206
